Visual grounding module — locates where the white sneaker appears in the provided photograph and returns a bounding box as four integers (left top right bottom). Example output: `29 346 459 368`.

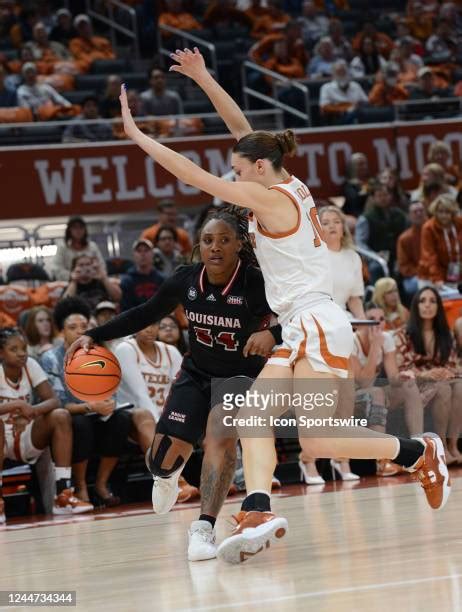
188 520 217 561
152 467 182 514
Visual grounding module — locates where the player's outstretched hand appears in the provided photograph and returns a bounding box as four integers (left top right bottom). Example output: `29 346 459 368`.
169 47 207 81
119 84 139 139
243 330 276 358
65 335 95 367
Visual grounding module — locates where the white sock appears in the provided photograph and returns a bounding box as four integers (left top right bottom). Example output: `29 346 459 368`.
54 467 71 482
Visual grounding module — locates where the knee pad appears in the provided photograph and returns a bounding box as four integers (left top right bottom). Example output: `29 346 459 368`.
146 435 184 477
366 403 388 428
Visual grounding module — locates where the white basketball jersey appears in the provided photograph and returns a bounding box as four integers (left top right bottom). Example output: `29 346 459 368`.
248 175 333 320
0 358 47 423
116 338 182 419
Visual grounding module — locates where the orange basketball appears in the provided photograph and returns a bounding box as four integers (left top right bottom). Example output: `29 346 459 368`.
65 346 121 402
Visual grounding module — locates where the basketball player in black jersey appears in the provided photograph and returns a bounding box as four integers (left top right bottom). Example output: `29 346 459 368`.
66 207 283 561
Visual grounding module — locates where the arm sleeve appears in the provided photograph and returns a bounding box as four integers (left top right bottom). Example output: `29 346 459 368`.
421 225 445 282
115 343 157 415
86 268 186 343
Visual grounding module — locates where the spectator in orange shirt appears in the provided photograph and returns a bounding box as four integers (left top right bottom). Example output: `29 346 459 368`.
249 20 308 71
263 38 305 79
250 0 290 39
368 62 410 107
420 195 462 288
141 201 192 256
159 0 202 35
405 1 435 41
352 21 395 59
397 201 427 303
69 14 115 73
203 0 253 31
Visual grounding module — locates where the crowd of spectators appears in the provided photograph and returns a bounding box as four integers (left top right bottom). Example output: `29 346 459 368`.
0 1 462 133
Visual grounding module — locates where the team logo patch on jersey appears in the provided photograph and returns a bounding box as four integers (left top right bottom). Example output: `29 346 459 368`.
227 295 243 305
206 293 216 302
188 287 197 301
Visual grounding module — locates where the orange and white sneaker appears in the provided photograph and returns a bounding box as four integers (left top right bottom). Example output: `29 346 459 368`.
407 434 451 510
216 511 288 564
177 477 200 504
53 489 94 515
0 498 5 524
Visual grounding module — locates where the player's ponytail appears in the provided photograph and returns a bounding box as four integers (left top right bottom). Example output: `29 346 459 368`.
233 130 297 170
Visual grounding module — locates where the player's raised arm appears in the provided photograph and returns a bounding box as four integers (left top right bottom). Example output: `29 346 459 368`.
169 47 252 141
119 85 280 215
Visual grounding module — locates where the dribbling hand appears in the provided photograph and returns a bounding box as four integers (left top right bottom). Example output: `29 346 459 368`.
169 47 207 81
65 335 95 367
243 330 276 358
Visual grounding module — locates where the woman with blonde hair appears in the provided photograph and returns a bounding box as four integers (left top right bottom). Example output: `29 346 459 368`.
373 277 409 331
420 195 462 289
427 141 461 188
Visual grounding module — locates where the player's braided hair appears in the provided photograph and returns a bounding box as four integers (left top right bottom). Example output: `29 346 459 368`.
0 327 25 350
192 204 258 267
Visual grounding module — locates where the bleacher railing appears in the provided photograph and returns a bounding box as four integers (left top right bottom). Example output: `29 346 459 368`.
241 61 311 126
85 0 140 60
157 24 218 77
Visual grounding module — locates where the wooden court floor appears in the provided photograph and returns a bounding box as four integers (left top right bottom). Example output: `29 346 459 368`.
1 474 461 612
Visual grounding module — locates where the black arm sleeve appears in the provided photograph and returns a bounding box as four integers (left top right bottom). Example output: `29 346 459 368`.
86 267 188 344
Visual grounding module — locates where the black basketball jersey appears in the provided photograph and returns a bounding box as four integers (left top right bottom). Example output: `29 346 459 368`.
87 261 280 378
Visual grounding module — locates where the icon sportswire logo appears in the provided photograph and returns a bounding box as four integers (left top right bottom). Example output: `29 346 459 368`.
77 360 106 369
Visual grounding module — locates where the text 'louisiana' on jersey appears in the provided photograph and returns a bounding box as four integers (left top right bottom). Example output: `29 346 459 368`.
248 175 334 320
182 260 273 378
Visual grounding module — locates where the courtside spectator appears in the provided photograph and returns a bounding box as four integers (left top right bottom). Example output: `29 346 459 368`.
141 201 192 256
350 36 387 79
100 74 122 119
373 277 410 331
368 62 409 106
23 306 61 359
49 8 77 46
394 286 462 464
140 66 183 116
62 95 113 143
40 297 131 507
343 152 371 217
0 63 17 107
70 14 115 73
319 206 365 319
319 59 368 124
153 226 185 278
120 239 165 311
397 201 428 303
420 195 462 288
355 182 408 283
52 216 106 282
17 62 71 113
61 254 122 312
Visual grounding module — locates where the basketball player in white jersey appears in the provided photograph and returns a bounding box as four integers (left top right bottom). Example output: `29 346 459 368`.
115 48 450 563
115 324 183 421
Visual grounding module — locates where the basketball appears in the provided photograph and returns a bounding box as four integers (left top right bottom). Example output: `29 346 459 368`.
64 346 121 402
